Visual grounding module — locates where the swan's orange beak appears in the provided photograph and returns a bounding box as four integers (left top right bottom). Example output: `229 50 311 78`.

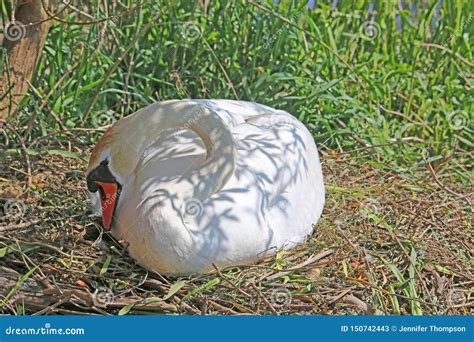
96 181 119 230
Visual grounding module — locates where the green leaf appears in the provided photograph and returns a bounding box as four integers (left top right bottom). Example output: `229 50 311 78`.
118 280 186 315
0 266 38 309
100 255 112 275
117 303 135 316
181 278 220 302
163 280 187 301
47 149 80 159
80 79 102 92
0 246 10 258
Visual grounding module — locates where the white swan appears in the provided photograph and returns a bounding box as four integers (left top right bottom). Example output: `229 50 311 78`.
86 100 324 275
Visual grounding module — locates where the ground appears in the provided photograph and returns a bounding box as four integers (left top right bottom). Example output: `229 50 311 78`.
1 142 471 315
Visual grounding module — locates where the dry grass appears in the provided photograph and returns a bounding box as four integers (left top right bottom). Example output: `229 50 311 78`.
0 142 472 316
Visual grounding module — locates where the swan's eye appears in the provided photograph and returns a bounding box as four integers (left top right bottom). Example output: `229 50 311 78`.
86 159 115 193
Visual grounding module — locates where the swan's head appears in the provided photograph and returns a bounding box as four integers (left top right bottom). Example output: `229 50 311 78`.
85 104 170 230
85 100 236 230
85 120 137 231
86 151 122 231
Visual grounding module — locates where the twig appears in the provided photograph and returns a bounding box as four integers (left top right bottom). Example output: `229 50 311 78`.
32 297 71 315
2 122 32 188
328 287 353 305
0 220 41 232
247 0 368 91
34 1 142 27
250 283 278 314
421 43 474 67
207 299 242 315
20 0 73 28
427 162 471 206
83 1 176 120
212 264 252 298
265 249 334 280
202 39 239 99
379 105 433 134
26 80 67 132
343 294 370 313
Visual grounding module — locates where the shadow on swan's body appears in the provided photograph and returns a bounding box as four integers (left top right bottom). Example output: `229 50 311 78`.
86 100 325 275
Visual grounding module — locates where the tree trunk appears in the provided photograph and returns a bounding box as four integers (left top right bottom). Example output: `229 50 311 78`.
0 0 50 121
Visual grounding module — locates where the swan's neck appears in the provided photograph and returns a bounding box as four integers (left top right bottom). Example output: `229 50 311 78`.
111 100 236 200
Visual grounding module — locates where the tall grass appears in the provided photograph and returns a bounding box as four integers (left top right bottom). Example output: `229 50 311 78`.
3 0 473 180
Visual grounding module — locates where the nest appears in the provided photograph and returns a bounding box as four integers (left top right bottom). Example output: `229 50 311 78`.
0 142 472 315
